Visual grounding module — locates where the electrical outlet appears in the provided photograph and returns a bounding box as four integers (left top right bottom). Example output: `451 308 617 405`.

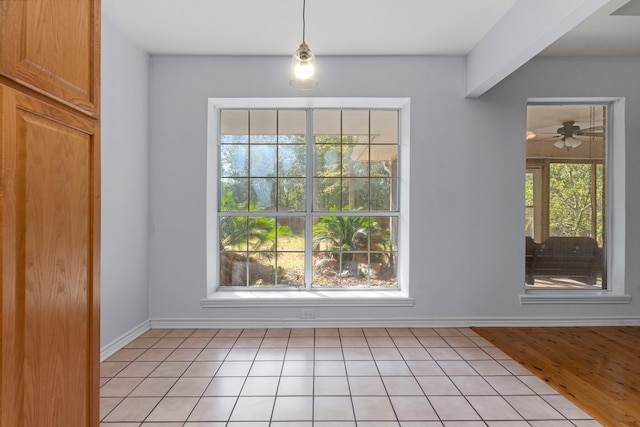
300 309 315 319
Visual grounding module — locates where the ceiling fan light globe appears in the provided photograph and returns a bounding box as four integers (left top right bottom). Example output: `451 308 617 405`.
565 136 582 148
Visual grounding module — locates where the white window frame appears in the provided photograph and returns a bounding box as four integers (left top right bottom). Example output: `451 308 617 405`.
203 98 414 308
521 97 631 304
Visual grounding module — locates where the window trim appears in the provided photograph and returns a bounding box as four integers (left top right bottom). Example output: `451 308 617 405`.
204 97 412 306
521 97 631 304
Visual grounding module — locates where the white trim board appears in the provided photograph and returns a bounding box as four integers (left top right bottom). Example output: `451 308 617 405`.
201 291 415 308
100 320 151 362
150 316 640 330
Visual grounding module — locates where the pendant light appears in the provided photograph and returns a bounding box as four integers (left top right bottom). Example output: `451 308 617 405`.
290 0 317 90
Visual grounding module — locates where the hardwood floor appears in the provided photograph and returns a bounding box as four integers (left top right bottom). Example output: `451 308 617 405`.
472 326 640 427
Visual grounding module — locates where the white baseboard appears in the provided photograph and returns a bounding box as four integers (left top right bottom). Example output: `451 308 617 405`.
100 316 640 359
100 320 151 362
150 316 640 330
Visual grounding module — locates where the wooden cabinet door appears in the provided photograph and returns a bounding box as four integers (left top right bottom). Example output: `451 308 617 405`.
0 85 100 427
0 0 100 116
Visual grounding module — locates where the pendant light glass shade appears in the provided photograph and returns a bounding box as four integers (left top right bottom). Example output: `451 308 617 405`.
290 0 317 90
290 42 317 90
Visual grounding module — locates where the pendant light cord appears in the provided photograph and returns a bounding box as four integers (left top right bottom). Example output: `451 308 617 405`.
302 0 306 43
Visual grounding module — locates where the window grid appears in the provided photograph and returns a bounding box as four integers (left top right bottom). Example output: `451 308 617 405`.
218 108 400 289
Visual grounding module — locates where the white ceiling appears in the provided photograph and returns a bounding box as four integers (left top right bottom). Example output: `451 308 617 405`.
541 0 640 56
103 0 640 57
103 0 516 55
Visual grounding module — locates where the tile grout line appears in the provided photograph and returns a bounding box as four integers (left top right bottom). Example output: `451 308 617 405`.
99 327 599 425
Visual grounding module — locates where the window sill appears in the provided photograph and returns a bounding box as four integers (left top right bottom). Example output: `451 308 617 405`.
201 289 415 308
520 291 632 304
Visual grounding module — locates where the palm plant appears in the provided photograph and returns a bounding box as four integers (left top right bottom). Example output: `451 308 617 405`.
312 206 391 268
219 190 291 260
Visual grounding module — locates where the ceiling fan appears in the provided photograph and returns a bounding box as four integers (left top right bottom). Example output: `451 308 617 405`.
531 120 605 149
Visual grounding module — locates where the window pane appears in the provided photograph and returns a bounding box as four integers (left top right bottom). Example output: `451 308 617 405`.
250 145 276 177
311 250 397 288
221 110 248 143
370 178 397 211
344 145 369 177
314 144 341 176
312 110 400 214
278 144 305 177
313 215 369 254
339 252 369 287
247 217 277 252
312 252 337 287
248 255 276 287
277 252 304 286
311 214 397 288
276 217 305 251
219 216 248 251
249 178 277 210
342 110 369 135
278 110 306 144
314 110 341 137
250 110 277 143
372 252 398 287
341 178 369 211
371 110 398 144
220 252 247 286
220 144 248 177
278 178 306 211
370 146 397 177
525 104 606 290
313 178 341 211
220 178 248 211
370 216 396 251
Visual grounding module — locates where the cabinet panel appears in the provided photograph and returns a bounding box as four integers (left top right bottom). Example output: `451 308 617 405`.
1 86 100 427
0 0 100 116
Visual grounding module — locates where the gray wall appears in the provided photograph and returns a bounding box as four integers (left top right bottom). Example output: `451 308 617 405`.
146 54 639 323
101 19 151 346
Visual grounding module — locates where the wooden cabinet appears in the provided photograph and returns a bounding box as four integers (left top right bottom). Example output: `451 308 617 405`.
0 0 100 116
0 86 100 427
0 1 100 426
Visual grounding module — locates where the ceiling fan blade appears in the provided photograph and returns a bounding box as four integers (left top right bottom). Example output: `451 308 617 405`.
531 136 561 142
577 125 604 132
576 132 605 137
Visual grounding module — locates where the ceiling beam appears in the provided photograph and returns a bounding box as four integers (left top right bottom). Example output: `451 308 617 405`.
464 0 613 98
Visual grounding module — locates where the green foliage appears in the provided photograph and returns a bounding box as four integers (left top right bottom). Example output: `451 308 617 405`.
525 172 534 236
219 191 291 259
314 135 394 211
549 163 603 242
312 206 391 265
525 173 534 206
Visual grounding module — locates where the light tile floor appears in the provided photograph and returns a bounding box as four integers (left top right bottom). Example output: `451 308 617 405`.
100 327 602 426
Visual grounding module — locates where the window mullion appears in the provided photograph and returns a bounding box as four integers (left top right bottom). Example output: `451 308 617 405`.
304 108 314 289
